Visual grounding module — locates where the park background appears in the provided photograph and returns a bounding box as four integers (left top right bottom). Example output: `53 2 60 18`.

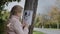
0 0 60 34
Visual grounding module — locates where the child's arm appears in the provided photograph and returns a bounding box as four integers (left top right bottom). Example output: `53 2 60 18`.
12 19 29 34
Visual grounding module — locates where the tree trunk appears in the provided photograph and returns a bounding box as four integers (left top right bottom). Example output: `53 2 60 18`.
57 22 59 29
24 0 38 34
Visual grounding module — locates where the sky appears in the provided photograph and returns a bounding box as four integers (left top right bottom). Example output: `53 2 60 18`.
37 0 56 14
4 0 57 14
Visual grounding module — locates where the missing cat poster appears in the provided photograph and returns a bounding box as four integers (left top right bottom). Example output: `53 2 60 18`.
23 10 33 25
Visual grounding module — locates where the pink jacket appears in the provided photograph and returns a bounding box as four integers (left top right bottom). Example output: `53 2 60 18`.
7 15 28 34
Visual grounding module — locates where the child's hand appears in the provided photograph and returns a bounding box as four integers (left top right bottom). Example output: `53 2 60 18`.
22 20 29 28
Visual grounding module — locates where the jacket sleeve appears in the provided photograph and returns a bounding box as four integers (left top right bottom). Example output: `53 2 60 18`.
12 19 29 34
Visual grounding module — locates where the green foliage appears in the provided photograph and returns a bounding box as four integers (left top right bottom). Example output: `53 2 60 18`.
0 11 10 34
34 7 60 29
34 16 41 27
0 0 21 34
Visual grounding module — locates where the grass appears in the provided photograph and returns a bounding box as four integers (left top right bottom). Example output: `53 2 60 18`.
33 31 45 34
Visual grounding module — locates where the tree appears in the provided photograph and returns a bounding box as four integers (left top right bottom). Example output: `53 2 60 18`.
48 6 60 29
34 14 41 27
34 14 50 28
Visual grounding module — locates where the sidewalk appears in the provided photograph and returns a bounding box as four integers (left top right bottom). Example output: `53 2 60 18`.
34 28 60 34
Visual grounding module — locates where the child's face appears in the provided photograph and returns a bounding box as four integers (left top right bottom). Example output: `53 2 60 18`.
17 12 22 17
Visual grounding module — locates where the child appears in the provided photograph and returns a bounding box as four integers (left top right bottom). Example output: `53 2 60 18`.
7 5 29 34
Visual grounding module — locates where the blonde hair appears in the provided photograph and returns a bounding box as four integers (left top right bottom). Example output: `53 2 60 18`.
10 5 23 18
